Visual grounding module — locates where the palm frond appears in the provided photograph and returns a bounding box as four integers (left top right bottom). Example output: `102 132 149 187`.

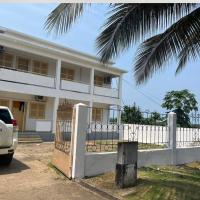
96 3 196 63
44 3 85 35
176 38 200 74
134 7 200 84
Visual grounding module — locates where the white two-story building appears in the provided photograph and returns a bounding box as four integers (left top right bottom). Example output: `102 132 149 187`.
0 27 126 134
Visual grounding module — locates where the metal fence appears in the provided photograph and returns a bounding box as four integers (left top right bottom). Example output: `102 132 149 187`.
177 113 200 147
85 107 168 152
55 120 72 153
55 103 72 154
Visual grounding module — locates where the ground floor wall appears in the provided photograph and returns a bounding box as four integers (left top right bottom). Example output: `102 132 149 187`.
0 91 117 133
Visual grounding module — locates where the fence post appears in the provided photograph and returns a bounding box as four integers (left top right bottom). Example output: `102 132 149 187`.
71 103 88 179
168 112 177 165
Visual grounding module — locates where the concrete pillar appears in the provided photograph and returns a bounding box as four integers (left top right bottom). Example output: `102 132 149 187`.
116 142 138 188
89 68 94 123
52 97 59 133
55 59 61 90
168 112 177 165
13 55 17 69
118 74 123 99
117 105 121 124
71 103 88 179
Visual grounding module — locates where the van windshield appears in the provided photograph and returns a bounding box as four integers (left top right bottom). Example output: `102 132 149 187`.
0 109 12 124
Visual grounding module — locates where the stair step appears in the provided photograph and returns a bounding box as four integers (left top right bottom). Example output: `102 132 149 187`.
18 134 43 143
19 140 42 143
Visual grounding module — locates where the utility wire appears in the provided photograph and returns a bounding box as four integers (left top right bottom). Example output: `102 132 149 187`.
122 78 161 106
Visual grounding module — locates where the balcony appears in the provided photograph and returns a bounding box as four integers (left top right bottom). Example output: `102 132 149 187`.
0 67 55 88
94 85 119 98
60 79 90 93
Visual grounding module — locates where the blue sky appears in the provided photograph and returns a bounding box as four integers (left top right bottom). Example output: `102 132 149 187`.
0 3 199 112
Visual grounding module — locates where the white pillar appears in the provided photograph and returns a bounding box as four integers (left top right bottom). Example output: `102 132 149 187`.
71 103 88 179
117 74 123 124
56 59 61 90
117 105 121 124
168 112 177 165
52 97 59 133
13 55 17 69
89 68 94 123
118 74 123 99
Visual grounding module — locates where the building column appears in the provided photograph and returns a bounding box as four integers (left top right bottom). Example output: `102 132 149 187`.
118 74 123 99
89 68 94 123
52 97 59 133
13 55 17 69
117 74 123 124
55 59 61 90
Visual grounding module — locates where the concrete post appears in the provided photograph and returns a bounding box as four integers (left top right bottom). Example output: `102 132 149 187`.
55 59 61 90
168 112 177 165
89 68 94 123
52 97 59 133
118 74 123 99
71 103 88 179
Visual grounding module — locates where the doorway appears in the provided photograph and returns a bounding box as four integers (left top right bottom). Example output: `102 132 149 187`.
12 101 26 131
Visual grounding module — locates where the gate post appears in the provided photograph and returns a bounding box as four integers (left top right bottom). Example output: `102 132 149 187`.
167 112 177 165
71 103 88 179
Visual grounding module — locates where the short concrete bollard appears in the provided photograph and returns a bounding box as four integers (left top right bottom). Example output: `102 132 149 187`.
115 141 138 188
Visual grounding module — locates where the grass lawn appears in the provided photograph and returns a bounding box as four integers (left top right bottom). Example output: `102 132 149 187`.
84 162 200 200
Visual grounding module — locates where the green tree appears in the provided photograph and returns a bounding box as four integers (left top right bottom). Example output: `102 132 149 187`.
121 105 143 124
162 90 198 127
45 3 200 84
145 112 166 125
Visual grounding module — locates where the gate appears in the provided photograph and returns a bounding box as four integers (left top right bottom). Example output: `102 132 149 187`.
52 104 73 178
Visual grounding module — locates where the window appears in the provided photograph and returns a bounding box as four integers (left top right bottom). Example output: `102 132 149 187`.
32 60 48 75
92 108 103 122
94 76 104 87
29 102 45 119
0 99 9 107
17 57 29 71
57 106 73 120
0 53 13 68
61 68 74 80
0 109 12 124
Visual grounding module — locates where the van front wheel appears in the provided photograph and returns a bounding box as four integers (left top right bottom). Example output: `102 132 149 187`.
0 153 13 165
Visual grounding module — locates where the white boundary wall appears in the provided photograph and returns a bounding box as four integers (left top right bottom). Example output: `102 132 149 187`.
71 107 200 179
84 147 200 177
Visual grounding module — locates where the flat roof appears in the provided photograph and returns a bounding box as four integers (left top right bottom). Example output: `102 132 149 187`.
0 26 127 74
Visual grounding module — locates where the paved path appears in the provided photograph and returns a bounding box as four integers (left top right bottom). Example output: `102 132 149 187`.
0 143 104 200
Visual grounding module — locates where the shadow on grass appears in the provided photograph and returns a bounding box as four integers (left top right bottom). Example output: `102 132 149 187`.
139 166 200 183
126 177 200 200
0 158 30 175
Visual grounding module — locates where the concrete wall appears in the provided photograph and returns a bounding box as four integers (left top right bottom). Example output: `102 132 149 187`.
0 68 55 88
84 147 200 177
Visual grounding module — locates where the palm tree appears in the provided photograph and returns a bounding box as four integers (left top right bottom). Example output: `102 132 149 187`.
45 3 199 84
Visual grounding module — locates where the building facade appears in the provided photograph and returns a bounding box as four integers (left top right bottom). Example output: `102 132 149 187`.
0 27 126 133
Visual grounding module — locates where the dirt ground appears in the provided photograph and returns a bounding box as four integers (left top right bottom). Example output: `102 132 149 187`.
0 143 105 200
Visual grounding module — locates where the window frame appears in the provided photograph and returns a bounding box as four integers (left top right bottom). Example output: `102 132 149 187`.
17 57 29 71
32 60 48 76
29 102 45 119
92 107 103 122
0 53 14 68
61 68 75 81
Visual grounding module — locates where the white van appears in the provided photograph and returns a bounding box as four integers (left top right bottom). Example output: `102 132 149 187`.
0 106 18 165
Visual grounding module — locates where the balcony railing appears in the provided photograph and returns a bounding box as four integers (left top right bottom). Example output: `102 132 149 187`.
0 66 56 88
60 78 119 98
60 78 90 93
93 85 119 98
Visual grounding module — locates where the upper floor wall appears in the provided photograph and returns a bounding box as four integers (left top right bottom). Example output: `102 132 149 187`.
0 28 126 104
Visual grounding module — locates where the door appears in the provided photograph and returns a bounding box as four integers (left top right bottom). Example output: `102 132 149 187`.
12 101 26 131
